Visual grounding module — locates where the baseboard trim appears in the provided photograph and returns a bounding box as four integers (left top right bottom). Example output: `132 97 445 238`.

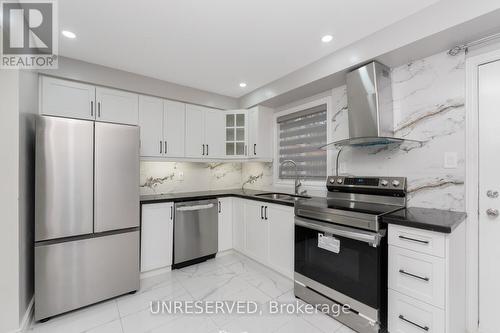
140 266 172 279
7 296 34 333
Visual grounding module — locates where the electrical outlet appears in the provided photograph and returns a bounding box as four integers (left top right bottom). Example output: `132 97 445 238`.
178 171 184 181
444 152 458 169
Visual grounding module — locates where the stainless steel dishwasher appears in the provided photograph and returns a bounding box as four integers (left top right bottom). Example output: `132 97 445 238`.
173 199 218 268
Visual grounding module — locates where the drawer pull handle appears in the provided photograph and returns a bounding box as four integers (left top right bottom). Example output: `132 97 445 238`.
398 314 429 331
399 235 429 244
399 269 430 282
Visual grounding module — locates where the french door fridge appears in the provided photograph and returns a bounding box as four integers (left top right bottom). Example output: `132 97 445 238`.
34 116 140 321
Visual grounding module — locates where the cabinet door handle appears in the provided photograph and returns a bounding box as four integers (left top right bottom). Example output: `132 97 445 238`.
218 201 221 213
245 145 247 156
398 235 429 244
170 206 173 220
164 141 167 155
398 315 429 331
206 144 209 156
97 102 101 118
90 101 94 117
254 144 256 156
160 140 162 154
202 144 205 156
264 206 268 220
260 206 264 220
399 269 430 282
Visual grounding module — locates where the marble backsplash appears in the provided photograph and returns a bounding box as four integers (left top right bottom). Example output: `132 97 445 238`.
141 51 466 211
330 51 466 211
140 161 273 195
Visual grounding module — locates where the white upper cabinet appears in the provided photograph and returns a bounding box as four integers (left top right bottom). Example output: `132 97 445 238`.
205 109 225 158
96 87 139 125
224 110 248 158
40 76 96 120
163 100 185 157
185 104 226 159
139 95 164 157
185 104 206 158
248 106 274 160
138 97 186 158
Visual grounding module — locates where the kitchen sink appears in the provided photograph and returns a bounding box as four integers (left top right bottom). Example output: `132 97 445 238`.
254 192 311 202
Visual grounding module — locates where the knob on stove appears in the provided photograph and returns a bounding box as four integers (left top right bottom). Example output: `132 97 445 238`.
392 180 401 187
380 180 388 187
329 178 335 184
336 178 343 184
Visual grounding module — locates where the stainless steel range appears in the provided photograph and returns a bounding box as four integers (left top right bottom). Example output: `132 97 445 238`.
294 176 406 333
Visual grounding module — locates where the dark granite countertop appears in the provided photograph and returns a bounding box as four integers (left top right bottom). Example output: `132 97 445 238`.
381 207 466 233
141 189 466 233
140 188 298 207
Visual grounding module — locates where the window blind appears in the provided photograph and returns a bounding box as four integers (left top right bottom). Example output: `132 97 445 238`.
277 104 327 180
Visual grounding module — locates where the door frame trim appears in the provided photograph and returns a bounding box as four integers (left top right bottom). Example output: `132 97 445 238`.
465 47 500 333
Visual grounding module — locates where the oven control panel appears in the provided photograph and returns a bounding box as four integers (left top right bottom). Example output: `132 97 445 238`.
327 176 406 190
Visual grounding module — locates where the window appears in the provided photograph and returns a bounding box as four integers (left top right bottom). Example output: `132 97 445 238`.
277 104 327 181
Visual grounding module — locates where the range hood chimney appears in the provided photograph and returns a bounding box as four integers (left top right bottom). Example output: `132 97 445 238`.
322 61 416 148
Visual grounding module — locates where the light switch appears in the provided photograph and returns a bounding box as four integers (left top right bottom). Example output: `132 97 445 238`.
178 171 184 181
444 152 458 169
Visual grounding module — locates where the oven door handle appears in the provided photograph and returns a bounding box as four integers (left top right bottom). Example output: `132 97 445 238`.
294 217 385 247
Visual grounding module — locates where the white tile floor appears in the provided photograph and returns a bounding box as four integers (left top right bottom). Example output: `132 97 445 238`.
27 252 355 333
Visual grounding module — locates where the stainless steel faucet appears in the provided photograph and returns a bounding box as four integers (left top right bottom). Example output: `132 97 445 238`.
280 159 306 196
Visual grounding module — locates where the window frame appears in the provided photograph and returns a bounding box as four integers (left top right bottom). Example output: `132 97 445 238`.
273 95 333 189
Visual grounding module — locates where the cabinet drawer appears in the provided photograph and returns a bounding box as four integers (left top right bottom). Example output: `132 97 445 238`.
389 245 445 308
388 289 445 333
388 225 445 258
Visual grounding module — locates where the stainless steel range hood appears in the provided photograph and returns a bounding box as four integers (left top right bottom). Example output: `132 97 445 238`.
322 61 418 149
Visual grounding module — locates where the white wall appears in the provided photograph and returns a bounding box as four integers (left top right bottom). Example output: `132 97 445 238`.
17 70 38 323
0 70 21 332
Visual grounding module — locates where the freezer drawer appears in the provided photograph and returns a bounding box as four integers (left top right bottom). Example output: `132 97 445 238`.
35 116 94 241
35 230 140 320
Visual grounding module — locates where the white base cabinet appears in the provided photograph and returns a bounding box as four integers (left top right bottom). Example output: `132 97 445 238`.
387 223 466 333
218 197 233 252
140 202 174 272
239 199 294 279
232 198 245 253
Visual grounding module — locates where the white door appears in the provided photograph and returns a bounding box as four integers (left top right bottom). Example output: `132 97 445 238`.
164 100 186 157
96 87 139 125
185 104 205 157
40 76 95 120
205 108 225 158
138 95 164 157
232 198 245 252
478 59 500 333
267 204 294 278
244 200 268 263
218 197 233 252
140 203 174 272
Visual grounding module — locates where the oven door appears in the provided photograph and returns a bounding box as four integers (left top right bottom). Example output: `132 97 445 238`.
294 216 386 319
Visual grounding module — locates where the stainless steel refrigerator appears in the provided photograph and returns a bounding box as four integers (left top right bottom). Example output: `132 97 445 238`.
34 116 140 321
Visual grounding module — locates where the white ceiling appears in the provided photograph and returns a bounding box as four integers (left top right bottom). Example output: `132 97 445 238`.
59 0 439 98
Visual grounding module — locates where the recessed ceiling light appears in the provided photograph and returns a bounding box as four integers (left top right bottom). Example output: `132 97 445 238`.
321 35 333 43
62 30 76 39
239 82 247 88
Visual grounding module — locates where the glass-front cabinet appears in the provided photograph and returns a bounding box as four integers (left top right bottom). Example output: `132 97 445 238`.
224 110 248 157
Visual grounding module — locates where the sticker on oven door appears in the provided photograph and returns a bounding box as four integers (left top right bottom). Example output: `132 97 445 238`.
318 233 340 253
